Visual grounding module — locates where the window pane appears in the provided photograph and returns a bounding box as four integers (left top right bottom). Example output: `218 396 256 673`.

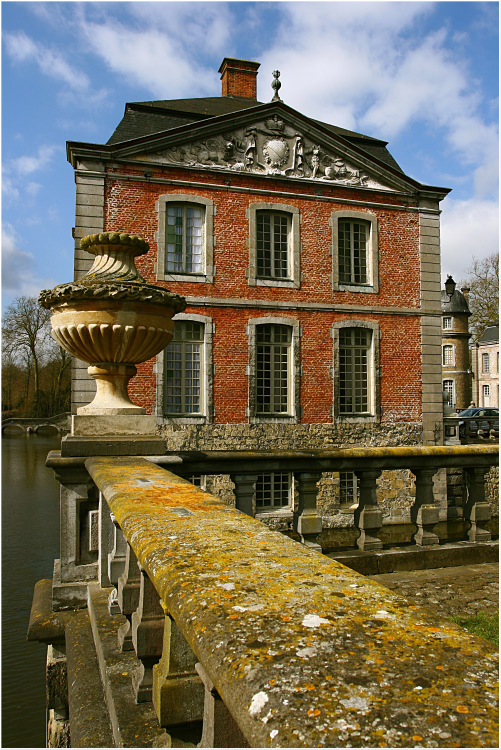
339 328 370 414
166 321 203 414
443 346 453 365
256 472 291 509
338 220 368 284
256 324 291 414
166 205 203 273
257 212 290 279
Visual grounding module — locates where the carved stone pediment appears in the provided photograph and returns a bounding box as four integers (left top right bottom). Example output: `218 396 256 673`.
134 117 395 190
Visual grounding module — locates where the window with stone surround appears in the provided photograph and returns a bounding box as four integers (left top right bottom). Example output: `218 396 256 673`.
247 203 300 288
247 317 301 423
330 210 379 293
483 384 490 405
255 472 292 512
443 344 454 366
156 314 213 423
443 379 455 407
332 320 380 422
442 316 452 330
482 353 490 373
156 194 215 283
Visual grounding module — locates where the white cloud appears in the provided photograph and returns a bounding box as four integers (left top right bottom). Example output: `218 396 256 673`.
4 30 108 105
440 197 499 283
10 145 59 176
4 31 90 90
257 2 498 202
80 21 217 98
1 225 57 296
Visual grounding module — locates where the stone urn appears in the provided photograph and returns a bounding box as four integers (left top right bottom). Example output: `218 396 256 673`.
39 232 186 415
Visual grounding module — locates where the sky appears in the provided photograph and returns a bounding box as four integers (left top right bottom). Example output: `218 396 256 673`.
1 1 499 311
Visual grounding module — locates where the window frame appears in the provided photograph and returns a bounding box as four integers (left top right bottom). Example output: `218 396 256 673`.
247 316 301 424
443 378 455 407
255 472 293 513
156 194 215 283
442 316 453 330
331 320 380 423
482 352 490 373
156 313 214 424
247 202 301 288
443 344 455 366
330 210 379 293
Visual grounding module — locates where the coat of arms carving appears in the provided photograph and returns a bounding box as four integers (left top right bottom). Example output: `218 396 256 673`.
145 116 390 189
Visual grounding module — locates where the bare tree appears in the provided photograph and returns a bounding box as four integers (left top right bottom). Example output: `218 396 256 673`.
460 253 499 342
2 296 52 415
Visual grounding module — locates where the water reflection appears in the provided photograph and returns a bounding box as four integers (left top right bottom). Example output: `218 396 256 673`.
2 433 61 748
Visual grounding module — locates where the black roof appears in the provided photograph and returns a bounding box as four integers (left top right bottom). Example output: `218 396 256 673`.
107 96 404 173
441 289 471 314
477 324 499 344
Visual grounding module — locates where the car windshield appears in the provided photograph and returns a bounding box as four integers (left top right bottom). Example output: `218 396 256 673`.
458 408 480 416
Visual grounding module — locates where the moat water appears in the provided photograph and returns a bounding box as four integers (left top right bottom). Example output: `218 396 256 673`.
2 432 61 748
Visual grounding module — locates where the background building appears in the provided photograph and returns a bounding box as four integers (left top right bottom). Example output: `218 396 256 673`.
66 58 450 534
441 279 472 411
473 324 499 408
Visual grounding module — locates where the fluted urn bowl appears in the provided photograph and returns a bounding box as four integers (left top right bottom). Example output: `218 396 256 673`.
39 232 186 415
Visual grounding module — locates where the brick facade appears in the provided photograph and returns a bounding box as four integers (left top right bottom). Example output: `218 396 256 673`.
67 58 452 533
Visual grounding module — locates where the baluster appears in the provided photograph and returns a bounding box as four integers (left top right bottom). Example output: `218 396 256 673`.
108 513 128 586
353 469 383 551
131 566 165 702
152 615 204 727
464 467 492 542
410 468 440 546
295 472 323 551
117 544 141 651
195 663 249 748
231 474 256 517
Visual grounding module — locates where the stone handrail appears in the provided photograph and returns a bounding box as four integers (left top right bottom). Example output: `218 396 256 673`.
444 415 498 443
85 455 498 748
150 445 498 548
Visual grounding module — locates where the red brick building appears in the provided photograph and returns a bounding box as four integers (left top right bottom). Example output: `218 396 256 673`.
67 58 450 526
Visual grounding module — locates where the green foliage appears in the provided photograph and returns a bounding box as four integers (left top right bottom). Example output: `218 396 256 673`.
451 611 499 645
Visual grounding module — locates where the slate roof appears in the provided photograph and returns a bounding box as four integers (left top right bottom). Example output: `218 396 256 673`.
477 324 499 344
441 289 471 315
106 96 404 173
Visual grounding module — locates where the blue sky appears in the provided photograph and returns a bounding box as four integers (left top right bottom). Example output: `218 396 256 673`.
2 1 499 310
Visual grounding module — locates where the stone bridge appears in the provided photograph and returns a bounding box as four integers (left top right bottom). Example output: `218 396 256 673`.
28 444 498 747
2 413 70 435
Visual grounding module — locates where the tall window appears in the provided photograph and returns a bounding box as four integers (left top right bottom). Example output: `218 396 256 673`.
256 472 292 511
339 328 371 414
339 471 359 507
483 384 490 405
256 324 291 415
442 316 452 330
256 211 290 279
166 205 203 274
443 345 454 366
338 220 369 285
165 321 203 415
482 353 490 373
443 379 454 406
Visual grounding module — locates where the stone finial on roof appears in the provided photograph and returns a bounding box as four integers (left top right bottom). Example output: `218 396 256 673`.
271 70 282 101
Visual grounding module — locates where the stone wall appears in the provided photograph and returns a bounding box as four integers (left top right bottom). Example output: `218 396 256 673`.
157 421 427 538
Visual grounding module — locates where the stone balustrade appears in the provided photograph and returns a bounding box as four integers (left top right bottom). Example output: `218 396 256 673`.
81 455 497 748
444 415 499 444
152 445 498 549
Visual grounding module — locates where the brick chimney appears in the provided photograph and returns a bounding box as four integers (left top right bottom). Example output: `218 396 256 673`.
219 58 260 99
